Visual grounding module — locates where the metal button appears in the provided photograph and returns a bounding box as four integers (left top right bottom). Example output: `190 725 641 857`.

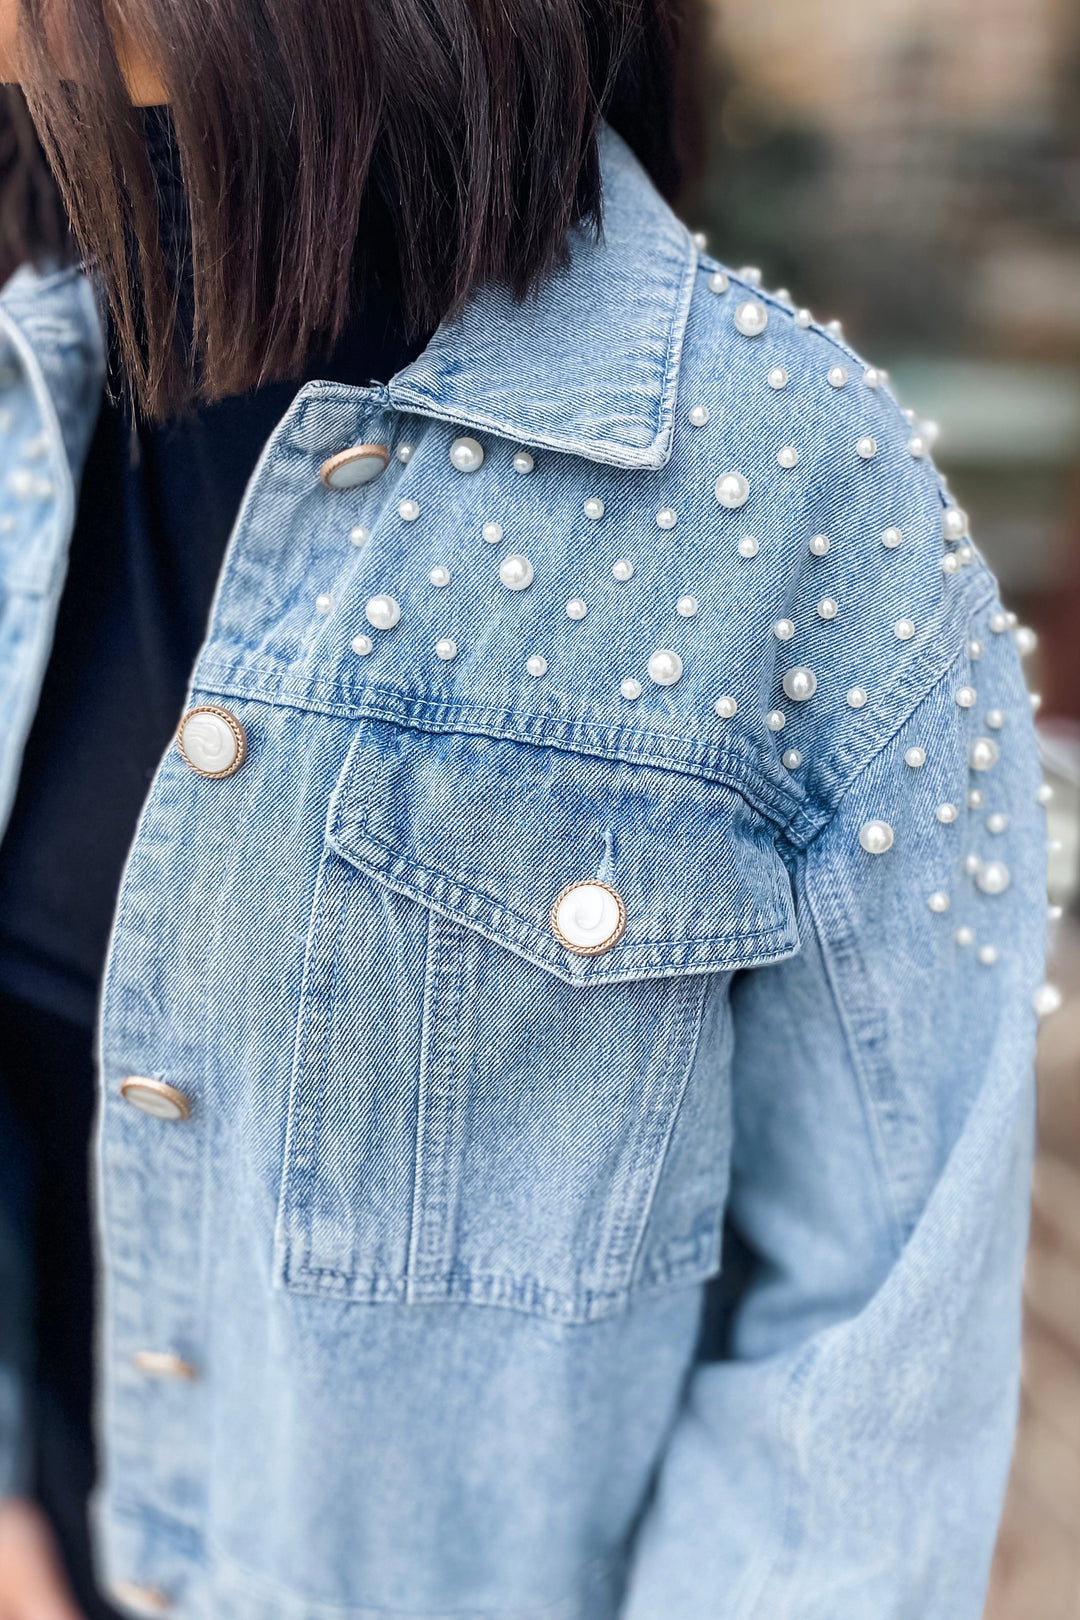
319 443 390 489
176 705 246 779
110 1582 172 1615
132 1350 197 1380
120 1077 192 1122
550 880 627 956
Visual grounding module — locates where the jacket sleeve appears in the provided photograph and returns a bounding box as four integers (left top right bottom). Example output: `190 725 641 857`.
620 598 1047 1619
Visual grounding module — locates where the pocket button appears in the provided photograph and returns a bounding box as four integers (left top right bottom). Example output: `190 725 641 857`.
319 443 390 488
176 705 246 778
550 880 627 956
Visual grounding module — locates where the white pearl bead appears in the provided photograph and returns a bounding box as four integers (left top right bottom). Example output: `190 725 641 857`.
808 533 830 556
688 405 710 427
905 746 926 768
956 544 974 566
1014 625 1038 656
986 709 1005 729
955 686 977 708
767 367 789 390
621 677 642 700
859 819 894 854
976 860 1010 895
315 592 334 614
708 270 729 295
691 230 708 251
512 451 535 474
349 524 371 547
647 649 683 687
566 598 587 620
955 925 975 946
739 266 762 287
429 565 450 587
986 813 1008 834
816 597 838 620
435 638 458 661
499 554 534 590
676 595 699 618
927 891 950 913
396 443 414 463
365 594 400 630
656 507 677 529
863 366 883 388
714 695 738 719
782 665 817 702
1006 610 1018 627
738 535 760 559
941 554 960 575
612 559 634 581
794 308 812 328
398 498 419 521
526 655 548 677
908 435 928 458
734 299 768 337
827 365 848 388
1049 903 1064 919
350 633 373 656
449 435 484 472
777 446 799 469
967 638 983 660
826 319 843 337
782 748 803 770
584 497 605 520
715 472 750 509
941 506 968 541
856 435 878 460
765 710 786 731
482 520 503 545
880 526 903 549
847 687 868 708
894 619 915 640
775 287 792 304
968 789 984 809
969 737 999 771
936 802 958 823
773 619 795 641
1033 984 1063 1017
978 944 999 965
988 610 1010 633
1037 782 1054 805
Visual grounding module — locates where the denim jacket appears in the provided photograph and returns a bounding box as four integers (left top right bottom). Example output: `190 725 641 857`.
0 126 1049 1620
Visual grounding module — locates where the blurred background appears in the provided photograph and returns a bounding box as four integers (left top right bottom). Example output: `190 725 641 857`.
680 0 1080 1609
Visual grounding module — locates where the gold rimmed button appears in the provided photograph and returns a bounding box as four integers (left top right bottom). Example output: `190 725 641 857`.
176 705 246 779
110 1582 172 1615
119 1076 192 1122
550 880 627 957
132 1350 197 1380
319 443 390 489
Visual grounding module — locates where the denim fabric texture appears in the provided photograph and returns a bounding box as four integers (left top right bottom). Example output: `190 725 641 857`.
0 126 1046 1619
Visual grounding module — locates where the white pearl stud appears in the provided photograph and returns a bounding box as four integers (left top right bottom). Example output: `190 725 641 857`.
941 506 968 541
435 639 458 661
647 649 683 687
782 748 803 770
365 594 400 630
396 443 414 464
715 472 750 509
315 592 334 614
656 508 677 529
512 451 535 474
429 566 450 587
398 498 419 521
955 686 977 708
773 619 795 641
777 446 799 469
859 820 895 854
936 803 958 823
499 554 534 591
782 666 817 702
978 945 999 965
351 634 373 656
526 655 548 677
816 598 838 620
827 366 848 388
714 695 738 719
621 677 642 700
767 367 789 390
928 892 950 913
612 559 634 581
349 524 371 547
856 436 878 460
708 270 729 295
894 619 915 640
765 710 786 731
905 746 926 768
847 687 868 708
955 926 975 946
676 596 699 618
482 520 503 544
449 436 484 472
863 367 883 388
734 299 768 337
566 598 587 620
986 709 1005 729
809 534 830 556
976 861 1011 896
738 535 760 559
688 405 710 427
881 527 902 549
584 497 605 520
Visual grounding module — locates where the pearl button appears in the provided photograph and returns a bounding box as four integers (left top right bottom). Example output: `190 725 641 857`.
566 598 587 620
688 405 710 427
777 446 799 469
856 435 878 460
482 520 503 545
976 861 1011 895
941 506 968 540
936 803 959 823
318 443 390 489
859 820 894 854
429 566 450 587
435 639 457 661
449 436 484 472
808 534 830 556
676 595 698 618
351 634 373 656
499 554 534 591
656 507 677 529
526 655 548 677
734 299 768 337
551 880 627 956
398 498 419 521
512 451 534 474
767 366 789 389
738 535 759 558
847 687 868 708
612 559 634 581
176 706 246 779
881 526 903 549
349 524 371 547
621 678 642 700
827 365 848 388
584 497 605 520
132 1350 196 1380
905 746 926 768
928 891 950 913
782 666 817 702
714 695 737 718
708 270 729 294
773 619 795 641
120 1076 191 1122
647 650 683 687
715 472 750 509
365 594 401 630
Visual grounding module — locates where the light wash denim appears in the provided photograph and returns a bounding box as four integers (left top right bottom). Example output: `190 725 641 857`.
0 126 1048 1620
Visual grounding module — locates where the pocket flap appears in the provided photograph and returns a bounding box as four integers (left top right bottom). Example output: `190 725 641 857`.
328 723 799 985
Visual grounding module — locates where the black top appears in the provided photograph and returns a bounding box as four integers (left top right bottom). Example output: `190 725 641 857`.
0 108 426 1027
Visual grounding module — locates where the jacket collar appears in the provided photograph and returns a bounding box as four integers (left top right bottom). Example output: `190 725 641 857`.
388 124 698 471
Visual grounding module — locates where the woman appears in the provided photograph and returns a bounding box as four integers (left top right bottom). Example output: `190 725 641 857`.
0 2 1050 1617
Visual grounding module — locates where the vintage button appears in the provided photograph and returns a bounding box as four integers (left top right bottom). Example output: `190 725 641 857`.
110 1582 172 1615
120 1077 192 1121
176 706 246 779
132 1350 197 1380
318 443 390 489
550 880 627 956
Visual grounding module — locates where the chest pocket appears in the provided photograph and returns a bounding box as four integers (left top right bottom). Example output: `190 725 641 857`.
274 721 798 1323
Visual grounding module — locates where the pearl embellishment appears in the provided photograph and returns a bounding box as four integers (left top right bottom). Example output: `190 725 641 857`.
1015 625 1038 656
365 594 400 630
777 446 799 468
708 270 729 295
676 595 699 617
566 598 587 620
315 593 334 614
827 366 848 388
738 535 759 558
766 711 786 731
715 472 750 509
734 299 768 337
429 566 450 587
350 634 373 656
688 405 710 427
978 945 999 965
435 639 458 661
647 649 683 687
936 803 958 823
816 597 838 620
499 554 534 590
656 508 677 529
941 506 968 540
955 686 977 708
905 746 926 768
612 559 634 581
809 533 830 556
976 861 1011 896
863 367 883 388
396 443 414 463
1033 984 1063 1017
847 687 868 708
584 497 605 520
986 813 1008 834
881 527 902 549
767 367 789 390
894 619 915 640
526 655 547 677
955 926 975 946
859 820 895 854
714 695 737 719
782 666 817 702
773 619 795 641
449 436 484 472
968 639 984 659
782 748 803 770
928 892 950 913
856 436 878 460
398 498 419 521
986 709 1005 729
349 525 371 547
795 308 812 328
482 521 503 545
512 451 535 474
989 610 1010 633
621 678 642 700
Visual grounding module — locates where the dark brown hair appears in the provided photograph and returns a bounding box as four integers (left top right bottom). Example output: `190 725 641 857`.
3 0 695 418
